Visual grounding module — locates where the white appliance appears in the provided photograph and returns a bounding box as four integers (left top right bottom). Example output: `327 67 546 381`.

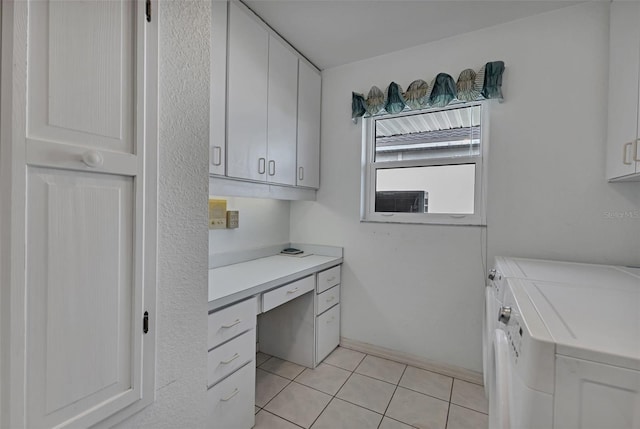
482 257 640 397
492 274 640 429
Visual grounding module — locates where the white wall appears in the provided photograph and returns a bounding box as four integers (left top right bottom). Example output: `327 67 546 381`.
209 196 290 258
116 1 210 427
290 2 640 373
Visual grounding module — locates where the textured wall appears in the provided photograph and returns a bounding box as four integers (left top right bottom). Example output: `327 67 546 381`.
290 2 640 373
115 1 210 427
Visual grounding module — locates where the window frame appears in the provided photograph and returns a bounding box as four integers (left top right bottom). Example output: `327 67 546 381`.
360 102 489 226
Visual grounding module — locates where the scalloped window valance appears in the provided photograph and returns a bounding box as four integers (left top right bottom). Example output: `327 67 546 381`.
351 61 505 123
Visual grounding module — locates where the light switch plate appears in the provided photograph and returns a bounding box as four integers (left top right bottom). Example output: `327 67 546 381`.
209 199 227 229
226 211 239 229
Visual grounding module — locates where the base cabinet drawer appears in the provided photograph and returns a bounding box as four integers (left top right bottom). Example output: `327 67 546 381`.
208 329 256 388
208 362 256 429
262 275 315 312
317 265 341 293
316 285 340 315
316 304 340 364
208 297 257 349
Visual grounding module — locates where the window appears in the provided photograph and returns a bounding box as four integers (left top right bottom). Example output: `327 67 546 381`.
361 103 487 225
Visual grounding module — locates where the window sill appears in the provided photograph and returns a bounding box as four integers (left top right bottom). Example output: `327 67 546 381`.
360 214 486 227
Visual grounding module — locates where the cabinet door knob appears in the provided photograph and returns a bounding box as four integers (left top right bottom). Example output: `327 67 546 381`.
258 158 266 174
298 166 304 181
82 150 104 168
634 139 640 162
268 160 276 176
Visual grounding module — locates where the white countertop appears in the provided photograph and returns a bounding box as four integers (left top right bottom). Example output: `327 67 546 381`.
208 254 342 312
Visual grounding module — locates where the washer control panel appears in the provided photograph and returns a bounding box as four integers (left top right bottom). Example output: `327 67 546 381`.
505 318 524 362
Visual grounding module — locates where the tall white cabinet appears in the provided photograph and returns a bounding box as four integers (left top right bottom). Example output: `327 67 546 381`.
0 1 158 427
607 1 640 181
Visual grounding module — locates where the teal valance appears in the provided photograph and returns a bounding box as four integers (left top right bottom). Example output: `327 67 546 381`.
352 61 505 122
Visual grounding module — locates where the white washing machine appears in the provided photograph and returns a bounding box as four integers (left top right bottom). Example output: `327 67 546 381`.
482 256 640 398
492 275 640 429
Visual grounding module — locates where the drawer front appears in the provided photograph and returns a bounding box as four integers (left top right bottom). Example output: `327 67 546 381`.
207 362 255 429
316 304 340 365
317 265 341 293
262 275 315 312
208 297 257 350
208 329 255 388
316 285 340 315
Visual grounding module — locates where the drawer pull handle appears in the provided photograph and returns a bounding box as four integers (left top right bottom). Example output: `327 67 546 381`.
220 353 240 365
326 297 335 302
287 287 299 294
221 319 241 329
220 388 239 401
326 276 336 282
624 142 633 165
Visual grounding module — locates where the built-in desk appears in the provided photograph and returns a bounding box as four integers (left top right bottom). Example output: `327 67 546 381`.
207 245 343 429
208 253 342 312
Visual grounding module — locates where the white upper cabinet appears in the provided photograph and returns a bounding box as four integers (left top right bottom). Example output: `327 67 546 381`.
267 35 298 186
213 0 322 197
606 1 640 181
227 1 269 182
2 0 157 427
211 0 228 176
297 61 321 189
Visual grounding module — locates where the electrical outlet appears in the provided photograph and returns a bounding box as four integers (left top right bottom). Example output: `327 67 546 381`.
226 211 239 229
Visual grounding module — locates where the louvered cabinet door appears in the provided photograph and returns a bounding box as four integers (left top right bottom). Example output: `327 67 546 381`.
6 0 157 427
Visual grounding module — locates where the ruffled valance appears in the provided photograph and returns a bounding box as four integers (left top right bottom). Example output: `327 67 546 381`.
351 61 505 123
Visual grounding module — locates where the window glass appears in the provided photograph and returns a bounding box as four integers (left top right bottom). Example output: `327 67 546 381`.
375 164 476 214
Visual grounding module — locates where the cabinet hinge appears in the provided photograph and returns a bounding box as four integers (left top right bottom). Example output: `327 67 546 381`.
143 311 149 334
146 0 151 23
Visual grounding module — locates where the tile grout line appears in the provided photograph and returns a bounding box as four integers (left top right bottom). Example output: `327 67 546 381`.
377 364 408 429
443 374 456 429
258 408 306 429
308 360 361 428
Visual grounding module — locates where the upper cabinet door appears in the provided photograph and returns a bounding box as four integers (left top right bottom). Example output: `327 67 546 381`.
227 2 268 182
28 0 135 155
267 36 298 186
606 1 640 180
297 61 321 189
4 0 158 427
211 0 228 176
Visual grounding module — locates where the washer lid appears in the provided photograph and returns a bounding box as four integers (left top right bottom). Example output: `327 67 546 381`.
503 257 640 290
521 279 640 370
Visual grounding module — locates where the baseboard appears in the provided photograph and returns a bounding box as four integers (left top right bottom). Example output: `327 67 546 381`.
340 337 483 386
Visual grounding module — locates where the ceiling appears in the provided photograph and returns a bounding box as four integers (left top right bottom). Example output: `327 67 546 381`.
242 0 582 70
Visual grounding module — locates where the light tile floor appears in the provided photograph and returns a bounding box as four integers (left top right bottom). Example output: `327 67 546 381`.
254 347 488 429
